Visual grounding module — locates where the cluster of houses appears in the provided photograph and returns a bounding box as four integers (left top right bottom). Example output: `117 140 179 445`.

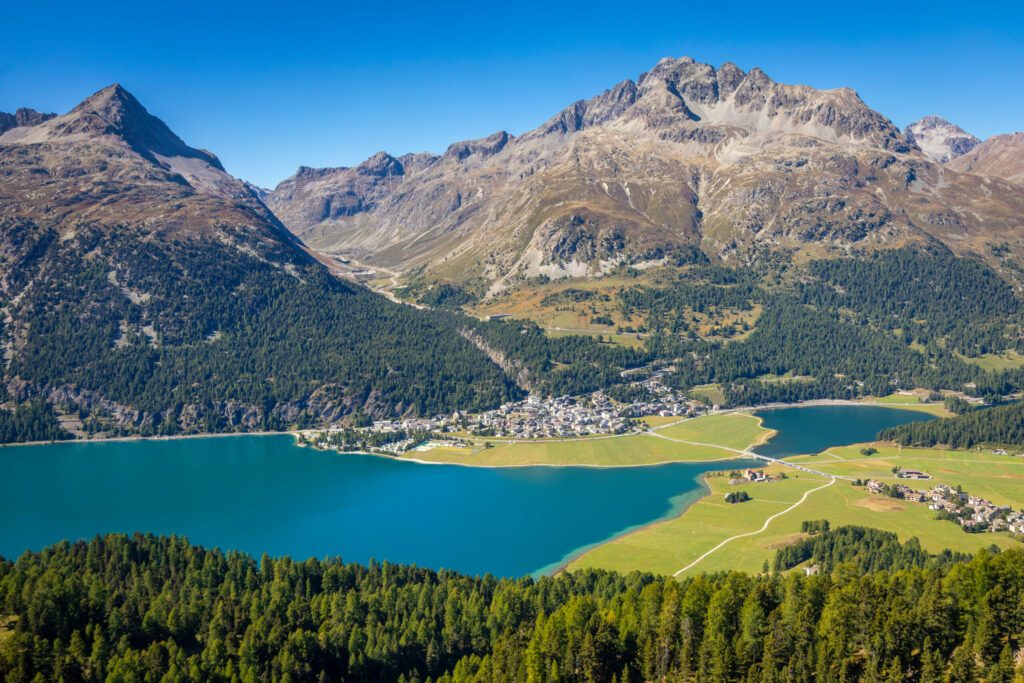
463 394 629 438
865 480 1024 535
365 377 707 439
730 468 777 485
620 373 710 417
298 428 471 456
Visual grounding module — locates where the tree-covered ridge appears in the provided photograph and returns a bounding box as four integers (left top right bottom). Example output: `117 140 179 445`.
460 317 649 397
668 299 979 403
772 525 974 574
878 401 1024 448
2 220 521 438
639 248 1024 406
801 248 1023 356
2 534 1023 682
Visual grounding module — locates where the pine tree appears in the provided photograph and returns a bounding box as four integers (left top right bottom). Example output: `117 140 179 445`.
945 644 977 683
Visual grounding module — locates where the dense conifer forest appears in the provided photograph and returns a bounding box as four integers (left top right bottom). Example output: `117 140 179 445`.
878 401 1024 448
641 248 1024 406
0 401 71 444
772 525 974 573
1 225 523 440
1 534 1022 682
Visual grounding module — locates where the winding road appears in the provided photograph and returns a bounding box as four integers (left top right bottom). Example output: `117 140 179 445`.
672 476 838 576
646 431 854 480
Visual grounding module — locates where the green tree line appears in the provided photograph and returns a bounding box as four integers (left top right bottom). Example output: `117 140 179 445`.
879 401 1024 448
773 525 974 574
1 534 1022 682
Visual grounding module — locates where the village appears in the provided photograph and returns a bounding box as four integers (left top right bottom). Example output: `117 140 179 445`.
864 478 1024 535
368 373 706 439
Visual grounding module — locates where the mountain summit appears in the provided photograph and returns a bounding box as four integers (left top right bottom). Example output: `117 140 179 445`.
0 84 255 200
267 56 1024 293
904 115 980 162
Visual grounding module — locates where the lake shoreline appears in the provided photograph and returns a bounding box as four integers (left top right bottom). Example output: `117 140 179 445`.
1 397 941 449
541 467 728 577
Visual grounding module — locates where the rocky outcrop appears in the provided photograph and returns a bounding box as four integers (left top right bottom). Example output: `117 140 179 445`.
905 116 980 162
0 108 56 134
459 328 534 392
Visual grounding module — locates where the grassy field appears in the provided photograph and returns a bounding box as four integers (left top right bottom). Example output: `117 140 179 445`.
790 445 1024 508
860 397 950 416
569 469 827 575
960 349 1024 372
689 383 725 405
400 412 773 467
400 430 741 467
654 412 771 451
640 415 683 428
867 392 927 404
546 328 646 348
468 273 759 348
570 444 1024 577
468 276 649 348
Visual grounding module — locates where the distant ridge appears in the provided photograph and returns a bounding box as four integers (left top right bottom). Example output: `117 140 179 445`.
266 56 1024 294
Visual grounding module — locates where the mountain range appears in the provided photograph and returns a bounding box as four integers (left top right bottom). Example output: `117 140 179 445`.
1 56 1022 440
265 57 1024 295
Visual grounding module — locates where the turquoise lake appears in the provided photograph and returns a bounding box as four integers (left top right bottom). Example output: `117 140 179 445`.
0 405 933 576
0 435 753 576
753 404 933 458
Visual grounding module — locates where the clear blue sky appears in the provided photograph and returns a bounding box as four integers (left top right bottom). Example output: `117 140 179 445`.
2 1 1022 188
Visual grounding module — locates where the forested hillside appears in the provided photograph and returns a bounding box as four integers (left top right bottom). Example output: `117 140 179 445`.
1 534 1022 682
801 248 1023 356
879 401 1024 448
630 248 1024 406
0 219 523 439
772 525 974 573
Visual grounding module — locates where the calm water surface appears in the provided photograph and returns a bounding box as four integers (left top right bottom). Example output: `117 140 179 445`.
0 405 934 575
753 404 933 458
0 435 751 576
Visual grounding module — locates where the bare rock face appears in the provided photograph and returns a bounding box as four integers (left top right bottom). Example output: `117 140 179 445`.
947 132 1024 184
265 151 432 233
905 116 980 162
265 56 1024 293
0 108 56 134
0 85 291 241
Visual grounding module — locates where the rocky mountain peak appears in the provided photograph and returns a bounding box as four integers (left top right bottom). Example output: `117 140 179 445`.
535 79 639 136
604 57 913 152
443 130 511 161
716 62 746 96
357 151 404 177
0 107 56 135
0 84 225 171
905 115 980 162
0 85 274 203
